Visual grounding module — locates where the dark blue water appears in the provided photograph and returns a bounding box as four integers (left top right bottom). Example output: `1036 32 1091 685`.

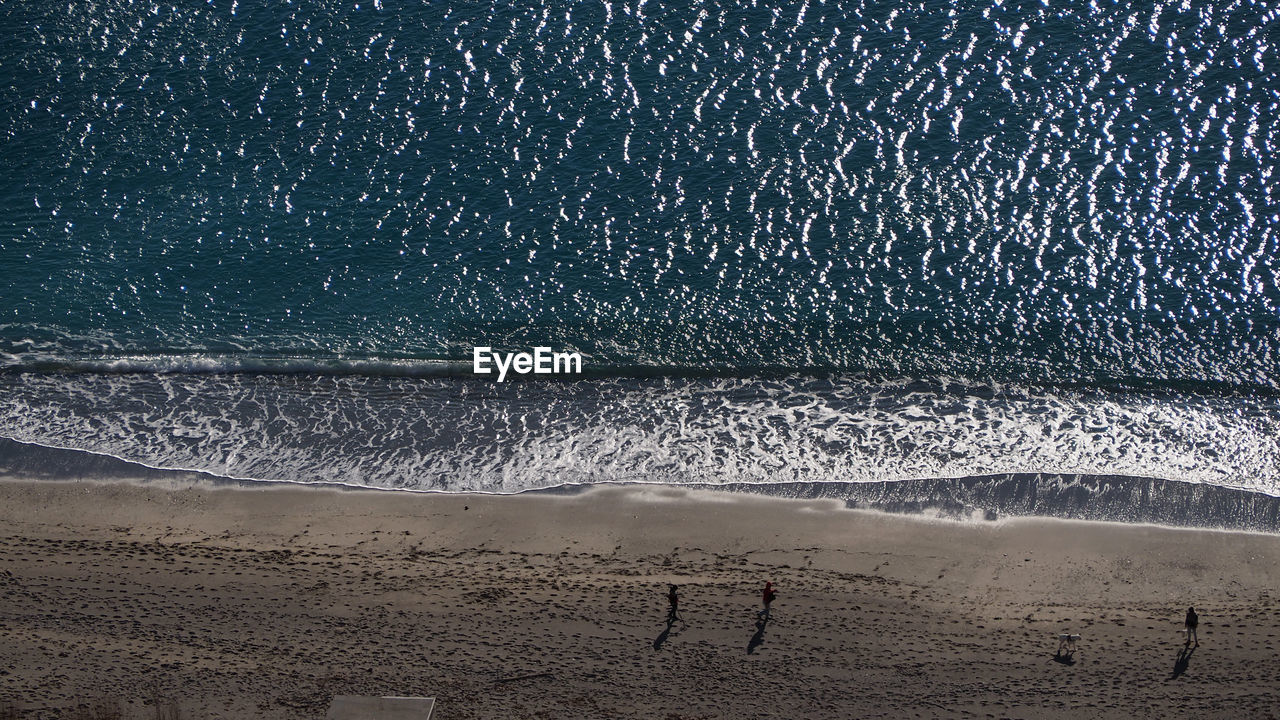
2 0 1278 497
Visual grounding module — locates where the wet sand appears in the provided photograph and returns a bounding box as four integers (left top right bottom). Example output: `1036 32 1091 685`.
2 478 1279 719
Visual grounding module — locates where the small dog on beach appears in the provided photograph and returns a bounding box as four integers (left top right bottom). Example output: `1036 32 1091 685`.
1056 633 1080 656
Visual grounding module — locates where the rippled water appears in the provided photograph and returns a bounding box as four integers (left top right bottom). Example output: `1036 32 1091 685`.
1 0 1278 495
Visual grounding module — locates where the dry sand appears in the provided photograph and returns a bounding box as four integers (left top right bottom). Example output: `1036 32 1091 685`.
2 478 1279 719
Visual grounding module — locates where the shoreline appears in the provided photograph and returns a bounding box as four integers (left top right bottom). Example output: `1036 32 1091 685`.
3 478 1280 718
5 436 1280 535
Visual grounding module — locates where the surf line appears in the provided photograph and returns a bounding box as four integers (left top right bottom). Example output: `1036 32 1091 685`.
472 346 583 382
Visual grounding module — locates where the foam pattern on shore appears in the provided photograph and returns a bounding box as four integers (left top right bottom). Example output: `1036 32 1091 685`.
696 475 1280 533
4 437 1279 533
1 372 1277 497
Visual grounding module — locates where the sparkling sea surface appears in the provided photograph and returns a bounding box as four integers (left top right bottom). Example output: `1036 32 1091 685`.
1 0 1278 496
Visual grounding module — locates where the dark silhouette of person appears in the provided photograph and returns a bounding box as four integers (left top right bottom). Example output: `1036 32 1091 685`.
1184 606 1199 647
757 581 777 620
1170 644 1195 680
666 584 682 623
747 617 767 654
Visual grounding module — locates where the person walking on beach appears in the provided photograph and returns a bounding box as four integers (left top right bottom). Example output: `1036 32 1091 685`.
1184 606 1199 647
757 581 777 620
666 584 682 623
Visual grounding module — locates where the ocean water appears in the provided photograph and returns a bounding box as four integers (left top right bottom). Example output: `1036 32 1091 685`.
1 1 1278 501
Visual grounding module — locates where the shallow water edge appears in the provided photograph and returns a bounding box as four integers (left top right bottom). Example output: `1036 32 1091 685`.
4 436 1278 534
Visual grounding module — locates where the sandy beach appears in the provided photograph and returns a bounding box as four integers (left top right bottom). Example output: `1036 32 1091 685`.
2 478 1280 719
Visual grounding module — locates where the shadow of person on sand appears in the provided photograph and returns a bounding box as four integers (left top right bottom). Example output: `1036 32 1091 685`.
747 616 768 654
653 619 676 651
1169 645 1195 680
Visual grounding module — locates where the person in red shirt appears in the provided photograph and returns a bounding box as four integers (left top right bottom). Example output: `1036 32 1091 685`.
758 581 777 620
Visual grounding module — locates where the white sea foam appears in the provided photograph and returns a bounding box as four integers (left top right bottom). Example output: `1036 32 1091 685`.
0 372 1277 496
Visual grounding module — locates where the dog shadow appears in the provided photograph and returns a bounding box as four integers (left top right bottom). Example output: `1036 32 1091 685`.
1051 650 1077 666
